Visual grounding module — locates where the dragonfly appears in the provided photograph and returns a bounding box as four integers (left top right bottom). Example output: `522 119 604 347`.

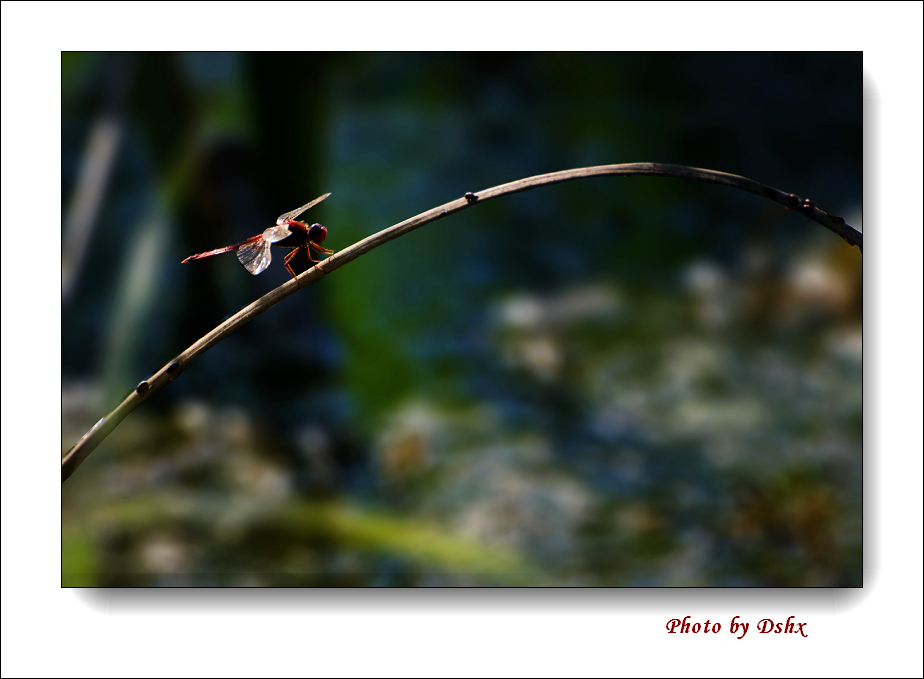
182 193 334 279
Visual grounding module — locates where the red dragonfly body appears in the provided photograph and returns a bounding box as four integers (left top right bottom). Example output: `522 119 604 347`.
182 193 334 279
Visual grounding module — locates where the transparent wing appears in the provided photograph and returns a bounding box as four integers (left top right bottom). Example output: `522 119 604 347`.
236 237 273 275
276 192 331 225
261 224 291 243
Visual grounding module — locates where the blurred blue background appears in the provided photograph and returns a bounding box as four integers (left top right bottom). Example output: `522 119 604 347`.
62 52 861 586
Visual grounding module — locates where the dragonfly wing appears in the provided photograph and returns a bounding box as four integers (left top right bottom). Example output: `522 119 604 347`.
236 237 273 275
276 193 331 225
261 224 291 243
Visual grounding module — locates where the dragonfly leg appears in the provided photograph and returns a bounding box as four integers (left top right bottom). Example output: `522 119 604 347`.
283 248 301 279
308 244 335 261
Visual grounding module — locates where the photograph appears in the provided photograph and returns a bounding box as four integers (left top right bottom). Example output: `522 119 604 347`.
61 51 863 588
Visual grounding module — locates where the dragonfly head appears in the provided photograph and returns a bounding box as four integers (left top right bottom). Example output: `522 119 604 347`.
307 223 328 244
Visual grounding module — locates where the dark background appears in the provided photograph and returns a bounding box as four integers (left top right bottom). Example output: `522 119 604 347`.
62 52 862 586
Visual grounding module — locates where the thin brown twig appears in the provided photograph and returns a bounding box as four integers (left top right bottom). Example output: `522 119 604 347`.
62 162 861 482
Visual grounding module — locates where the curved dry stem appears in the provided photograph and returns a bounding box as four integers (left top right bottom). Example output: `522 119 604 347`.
62 162 861 482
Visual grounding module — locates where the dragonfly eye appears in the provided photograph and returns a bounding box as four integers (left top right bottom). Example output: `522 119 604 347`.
308 224 328 243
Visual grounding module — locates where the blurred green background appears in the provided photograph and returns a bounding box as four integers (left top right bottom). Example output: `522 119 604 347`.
62 52 861 586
